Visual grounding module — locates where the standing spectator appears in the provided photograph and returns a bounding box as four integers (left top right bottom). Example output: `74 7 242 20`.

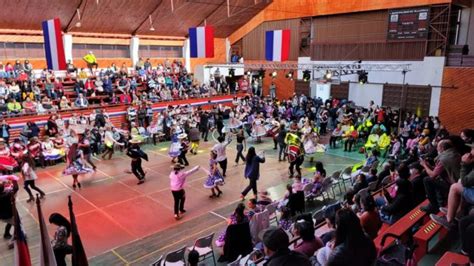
0 179 18 250
1 120 10 145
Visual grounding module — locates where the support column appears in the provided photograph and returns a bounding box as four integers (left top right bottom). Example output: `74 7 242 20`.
225 37 231 63
130 36 140 67
183 38 191 72
63 34 73 63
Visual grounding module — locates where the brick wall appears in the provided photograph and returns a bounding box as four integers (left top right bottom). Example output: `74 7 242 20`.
439 67 474 134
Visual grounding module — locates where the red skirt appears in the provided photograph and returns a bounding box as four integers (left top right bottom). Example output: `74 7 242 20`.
0 156 18 171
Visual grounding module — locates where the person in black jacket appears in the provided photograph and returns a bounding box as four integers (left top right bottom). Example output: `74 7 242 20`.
0 179 18 249
276 124 287 162
327 209 376 266
380 178 413 224
126 139 148 185
262 227 311 266
241 147 265 200
199 111 209 142
409 162 426 206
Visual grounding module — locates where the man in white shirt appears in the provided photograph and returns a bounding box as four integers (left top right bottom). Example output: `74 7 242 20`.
74 93 89 108
212 135 232 177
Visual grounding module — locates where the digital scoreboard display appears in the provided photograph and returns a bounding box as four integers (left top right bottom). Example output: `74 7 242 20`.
388 7 430 40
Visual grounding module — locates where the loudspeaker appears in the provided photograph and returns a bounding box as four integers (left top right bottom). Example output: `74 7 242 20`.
462 45 469 55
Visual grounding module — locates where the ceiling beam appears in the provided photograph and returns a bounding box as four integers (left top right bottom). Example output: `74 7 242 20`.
64 0 86 33
131 0 164 36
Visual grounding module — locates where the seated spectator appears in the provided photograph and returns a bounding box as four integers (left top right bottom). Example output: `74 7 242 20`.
320 208 337 244
326 209 377 266
262 227 311 266
247 198 262 220
352 174 368 194
366 168 378 184
329 124 343 149
74 93 89 108
44 79 57 100
7 98 22 114
8 81 21 101
278 206 292 231
359 194 382 239
0 81 9 99
59 96 71 110
420 140 461 214
378 178 413 224
215 203 249 247
66 60 77 73
22 97 37 113
292 220 324 257
408 162 427 206
41 97 56 112
431 143 473 229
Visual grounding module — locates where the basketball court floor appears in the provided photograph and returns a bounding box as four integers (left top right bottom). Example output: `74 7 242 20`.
0 132 363 265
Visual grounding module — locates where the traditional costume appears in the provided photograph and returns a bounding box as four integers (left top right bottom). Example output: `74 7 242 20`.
251 117 266 138
227 111 242 129
0 145 18 172
42 139 63 161
203 158 225 189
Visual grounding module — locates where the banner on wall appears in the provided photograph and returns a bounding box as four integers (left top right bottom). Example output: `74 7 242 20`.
41 18 66 70
265 29 291 62
189 26 214 58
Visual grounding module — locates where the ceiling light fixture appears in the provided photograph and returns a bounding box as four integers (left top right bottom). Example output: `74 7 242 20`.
148 15 155 31
75 9 82 28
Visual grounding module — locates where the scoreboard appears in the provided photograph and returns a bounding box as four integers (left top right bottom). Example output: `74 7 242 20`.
388 7 430 40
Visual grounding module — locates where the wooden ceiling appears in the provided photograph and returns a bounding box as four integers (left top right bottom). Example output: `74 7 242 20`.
0 0 271 38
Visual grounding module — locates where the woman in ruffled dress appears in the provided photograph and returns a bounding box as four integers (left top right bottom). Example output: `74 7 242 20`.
63 143 93 189
251 113 266 143
0 139 18 173
203 151 224 198
42 136 63 162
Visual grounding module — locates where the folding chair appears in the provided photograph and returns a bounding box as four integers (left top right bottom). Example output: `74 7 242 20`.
227 255 242 266
163 246 186 266
329 170 342 196
265 202 279 225
187 233 216 265
302 182 315 201
150 255 163 266
340 166 353 191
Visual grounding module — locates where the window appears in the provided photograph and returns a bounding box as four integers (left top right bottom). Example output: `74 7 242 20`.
139 45 183 58
72 44 130 58
0 42 45 60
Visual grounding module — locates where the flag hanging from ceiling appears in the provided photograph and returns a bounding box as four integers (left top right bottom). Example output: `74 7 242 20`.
13 199 32 266
68 196 88 266
189 26 214 58
36 197 57 266
42 18 66 71
265 29 291 62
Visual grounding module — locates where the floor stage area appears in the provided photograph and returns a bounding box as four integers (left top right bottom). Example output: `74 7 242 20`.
0 133 362 265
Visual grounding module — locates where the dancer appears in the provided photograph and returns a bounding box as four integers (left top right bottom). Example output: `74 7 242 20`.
63 143 93 189
234 127 246 165
169 163 200 220
212 136 232 177
168 128 182 163
177 133 189 166
78 130 96 170
188 123 200 155
286 131 304 178
204 151 224 198
251 113 266 143
101 126 124 160
20 155 45 202
241 147 265 200
126 139 148 185
227 109 243 130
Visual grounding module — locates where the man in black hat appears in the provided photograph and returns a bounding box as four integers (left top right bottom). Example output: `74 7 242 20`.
262 227 311 266
126 139 148 185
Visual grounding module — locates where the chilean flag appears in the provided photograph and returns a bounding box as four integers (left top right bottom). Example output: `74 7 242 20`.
13 200 32 266
265 29 291 62
42 18 66 71
189 26 214 58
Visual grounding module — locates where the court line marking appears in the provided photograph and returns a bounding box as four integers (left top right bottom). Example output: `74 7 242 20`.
209 211 228 220
111 249 130 265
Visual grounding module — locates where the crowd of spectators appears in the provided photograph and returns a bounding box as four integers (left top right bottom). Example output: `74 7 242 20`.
0 57 241 117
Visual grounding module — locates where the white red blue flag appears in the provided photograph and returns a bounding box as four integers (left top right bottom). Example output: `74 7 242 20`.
13 200 32 266
265 29 291 62
36 197 57 266
189 26 214 58
42 18 66 71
